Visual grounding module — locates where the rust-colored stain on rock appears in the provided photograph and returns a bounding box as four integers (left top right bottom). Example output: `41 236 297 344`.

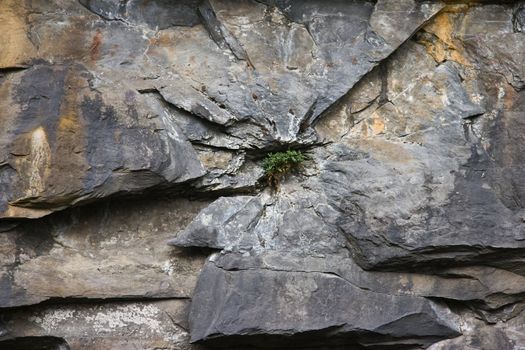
418 9 471 67
90 30 103 62
0 0 36 68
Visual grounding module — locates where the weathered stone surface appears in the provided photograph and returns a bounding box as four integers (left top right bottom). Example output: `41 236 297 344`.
0 336 70 350
0 62 204 219
79 0 201 29
0 1 37 69
172 185 525 345
1 300 198 350
190 260 460 349
313 10 525 270
428 306 525 350
169 196 266 250
0 0 445 219
166 2 525 348
0 196 208 308
212 252 525 311
515 4 525 33
2 1 525 349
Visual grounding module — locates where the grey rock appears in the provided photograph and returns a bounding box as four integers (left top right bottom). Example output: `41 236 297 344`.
199 0 250 63
464 36 524 91
315 39 525 271
170 4 525 346
0 0 445 218
3 1 525 349
0 62 204 219
212 252 525 311
189 260 460 348
515 4 525 33
170 185 347 257
369 0 446 51
79 0 201 28
0 196 208 308
169 196 266 250
428 307 525 350
1 299 196 350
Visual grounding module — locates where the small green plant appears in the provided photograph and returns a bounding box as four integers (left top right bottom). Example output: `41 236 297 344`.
262 149 306 188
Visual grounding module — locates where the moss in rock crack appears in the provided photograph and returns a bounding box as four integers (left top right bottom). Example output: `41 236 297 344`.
262 150 306 188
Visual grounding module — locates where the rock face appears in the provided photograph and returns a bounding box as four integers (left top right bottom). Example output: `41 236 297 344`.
0 196 208 308
1 1 525 349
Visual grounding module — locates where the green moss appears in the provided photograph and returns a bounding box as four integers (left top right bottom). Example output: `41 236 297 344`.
262 150 306 188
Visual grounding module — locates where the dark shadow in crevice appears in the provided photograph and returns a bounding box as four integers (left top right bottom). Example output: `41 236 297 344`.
197 326 450 350
0 336 70 350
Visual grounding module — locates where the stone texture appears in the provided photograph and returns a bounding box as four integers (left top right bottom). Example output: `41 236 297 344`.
0 196 208 308
1 299 198 350
0 62 205 219
2 1 525 350
168 2 525 348
0 0 444 218
427 306 525 350
317 8 525 272
190 260 460 349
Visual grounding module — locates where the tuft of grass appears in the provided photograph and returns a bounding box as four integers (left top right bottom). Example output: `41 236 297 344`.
262 150 306 188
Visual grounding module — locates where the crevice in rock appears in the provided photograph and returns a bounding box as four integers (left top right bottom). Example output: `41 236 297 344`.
141 85 324 155
0 336 70 350
198 0 253 66
1 295 192 313
298 98 320 132
513 3 525 33
196 323 454 350
377 63 389 107
367 245 525 275
209 260 434 298
0 66 30 78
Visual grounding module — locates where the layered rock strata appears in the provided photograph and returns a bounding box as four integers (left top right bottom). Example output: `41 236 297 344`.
1 1 524 349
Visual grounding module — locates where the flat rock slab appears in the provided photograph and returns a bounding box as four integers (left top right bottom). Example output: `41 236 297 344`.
1 299 199 350
189 259 460 348
0 197 208 308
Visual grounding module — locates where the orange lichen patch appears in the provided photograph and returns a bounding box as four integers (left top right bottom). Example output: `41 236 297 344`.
50 71 90 197
57 87 86 139
418 10 471 66
369 117 386 136
149 32 174 47
90 30 103 61
3 205 52 219
355 139 413 164
502 83 520 111
58 112 80 131
0 0 36 68
146 31 178 65
198 150 234 170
